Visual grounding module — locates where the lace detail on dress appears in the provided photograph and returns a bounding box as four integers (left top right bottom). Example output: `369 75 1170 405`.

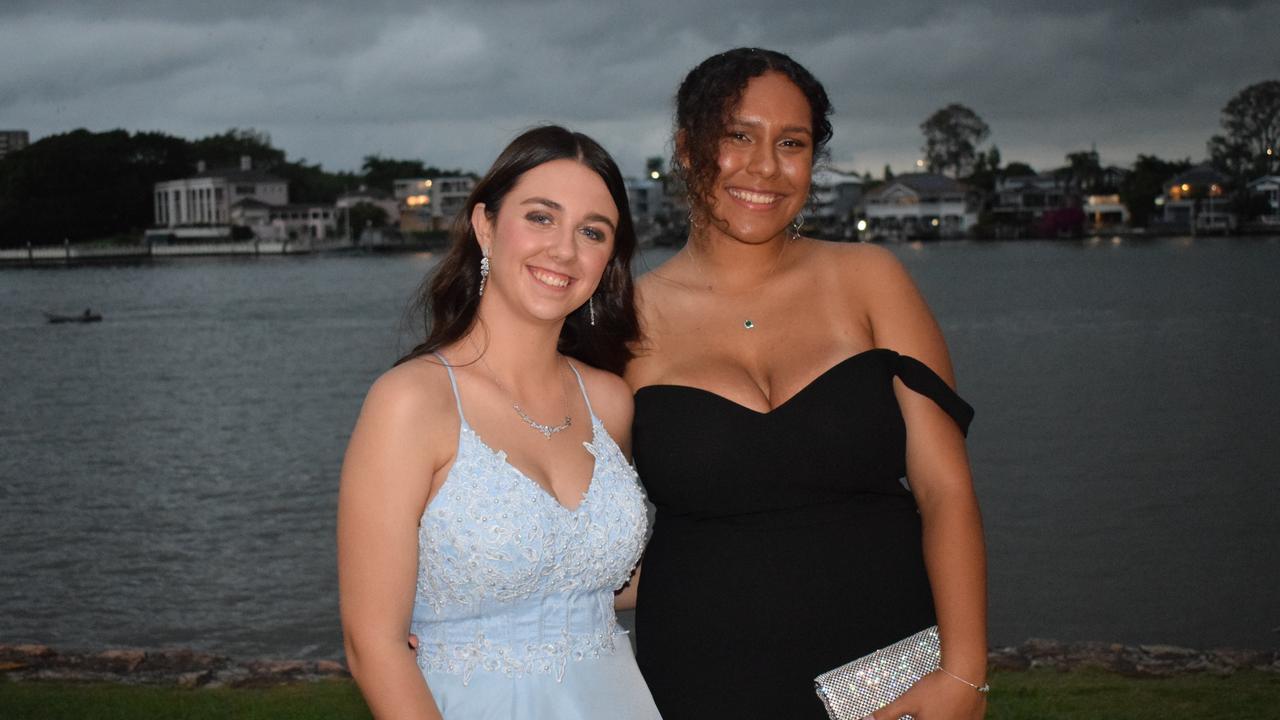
412 409 648 684
415 616 622 685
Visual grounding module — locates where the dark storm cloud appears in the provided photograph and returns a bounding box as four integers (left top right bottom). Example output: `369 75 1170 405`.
2 1 1276 176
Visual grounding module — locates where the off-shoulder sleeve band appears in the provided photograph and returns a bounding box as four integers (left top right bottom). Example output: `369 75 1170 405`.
891 353 975 436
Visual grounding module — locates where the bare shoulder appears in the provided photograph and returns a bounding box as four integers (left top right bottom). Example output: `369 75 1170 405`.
351 355 460 468
813 242 954 383
572 362 634 438
802 239 911 287
340 355 459 513
363 356 455 420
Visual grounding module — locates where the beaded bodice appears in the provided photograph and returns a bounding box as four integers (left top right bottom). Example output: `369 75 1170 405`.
411 357 648 684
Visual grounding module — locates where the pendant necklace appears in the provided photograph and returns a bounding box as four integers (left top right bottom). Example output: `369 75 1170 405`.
685 235 790 331
477 353 572 440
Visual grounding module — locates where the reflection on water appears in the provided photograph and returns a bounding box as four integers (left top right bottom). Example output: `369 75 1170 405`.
1 238 1278 658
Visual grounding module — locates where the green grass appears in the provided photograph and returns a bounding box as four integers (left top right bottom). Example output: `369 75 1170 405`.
2 670 1277 719
986 669 1280 720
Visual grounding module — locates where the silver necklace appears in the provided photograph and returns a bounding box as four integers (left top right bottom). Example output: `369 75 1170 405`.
684 236 790 331
478 354 573 440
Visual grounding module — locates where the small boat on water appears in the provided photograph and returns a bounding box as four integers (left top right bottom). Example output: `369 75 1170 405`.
45 309 102 324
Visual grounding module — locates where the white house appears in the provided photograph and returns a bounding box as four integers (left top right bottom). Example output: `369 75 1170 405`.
153 156 288 238
861 173 977 239
230 199 338 241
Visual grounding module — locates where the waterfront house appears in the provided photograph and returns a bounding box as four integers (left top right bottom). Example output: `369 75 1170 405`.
230 199 339 241
861 173 977 239
394 175 476 232
1247 176 1280 225
1157 164 1235 232
153 156 288 240
989 172 1082 237
1083 194 1131 232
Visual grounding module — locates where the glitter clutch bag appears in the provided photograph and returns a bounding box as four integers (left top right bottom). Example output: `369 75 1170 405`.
814 625 940 720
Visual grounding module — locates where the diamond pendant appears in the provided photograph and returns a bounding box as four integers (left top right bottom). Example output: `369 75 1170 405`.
743 319 755 330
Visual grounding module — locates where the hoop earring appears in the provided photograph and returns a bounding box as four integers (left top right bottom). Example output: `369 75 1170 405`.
588 296 596 326
478 253 490 297
790 213 805 238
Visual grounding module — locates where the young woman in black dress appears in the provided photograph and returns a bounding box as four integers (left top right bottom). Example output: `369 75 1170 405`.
624 48 989 720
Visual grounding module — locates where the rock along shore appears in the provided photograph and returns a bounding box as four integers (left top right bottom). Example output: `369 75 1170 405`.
1 640 1276 688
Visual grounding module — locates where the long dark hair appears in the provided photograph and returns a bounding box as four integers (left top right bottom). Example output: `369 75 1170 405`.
673 48 834 222
397 125 639 375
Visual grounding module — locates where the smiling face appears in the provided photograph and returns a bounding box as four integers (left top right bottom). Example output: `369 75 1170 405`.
473 158 618 325
703 71 815 244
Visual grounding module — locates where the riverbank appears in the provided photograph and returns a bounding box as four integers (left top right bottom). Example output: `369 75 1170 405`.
2 640 1275 688
0 236 448 266
2 648 1278 720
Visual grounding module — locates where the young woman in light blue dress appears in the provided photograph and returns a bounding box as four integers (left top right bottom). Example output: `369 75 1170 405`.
338 126 660 719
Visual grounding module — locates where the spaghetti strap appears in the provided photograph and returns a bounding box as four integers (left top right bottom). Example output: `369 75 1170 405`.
433 352 469 428
565 362 596 421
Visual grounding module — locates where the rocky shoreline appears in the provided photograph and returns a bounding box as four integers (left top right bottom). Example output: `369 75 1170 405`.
1 641 1276 688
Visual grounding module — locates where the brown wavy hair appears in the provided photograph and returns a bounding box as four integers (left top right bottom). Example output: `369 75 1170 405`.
397 126 639 375
673 48 834 222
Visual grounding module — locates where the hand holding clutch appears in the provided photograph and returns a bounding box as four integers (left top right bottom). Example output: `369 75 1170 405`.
814 626 988 720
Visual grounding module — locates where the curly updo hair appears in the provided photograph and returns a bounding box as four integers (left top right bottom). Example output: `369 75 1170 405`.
673 48 834 222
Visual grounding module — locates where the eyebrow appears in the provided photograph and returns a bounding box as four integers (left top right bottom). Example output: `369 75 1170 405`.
729 117 813 136
521 197 617 232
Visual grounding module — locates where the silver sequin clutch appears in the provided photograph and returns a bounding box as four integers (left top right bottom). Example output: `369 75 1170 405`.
814 625 940 720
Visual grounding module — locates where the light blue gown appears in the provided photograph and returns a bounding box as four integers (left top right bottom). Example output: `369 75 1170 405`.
412 357 661 719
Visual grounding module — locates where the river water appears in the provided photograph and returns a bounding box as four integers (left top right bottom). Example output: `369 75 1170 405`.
1 237 1277 659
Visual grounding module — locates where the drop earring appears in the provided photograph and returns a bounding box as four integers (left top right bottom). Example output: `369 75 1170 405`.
478 252 490 297
790 213 805 238
588 296 596 326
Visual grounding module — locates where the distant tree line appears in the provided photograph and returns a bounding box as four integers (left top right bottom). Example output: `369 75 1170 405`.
4 80 1276 246
907 79 1278 228
0 128 465 247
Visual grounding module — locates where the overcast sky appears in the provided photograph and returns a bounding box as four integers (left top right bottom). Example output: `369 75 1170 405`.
3 1 1277 179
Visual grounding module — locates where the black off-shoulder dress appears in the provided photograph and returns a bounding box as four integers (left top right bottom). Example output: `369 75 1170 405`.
631 349 974 719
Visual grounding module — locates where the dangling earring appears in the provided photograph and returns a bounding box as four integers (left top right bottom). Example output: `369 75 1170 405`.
789 213 805 238
588 296 596 326
478 252 490 297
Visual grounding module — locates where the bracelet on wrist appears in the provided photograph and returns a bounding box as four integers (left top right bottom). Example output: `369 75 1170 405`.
938 666 990 694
